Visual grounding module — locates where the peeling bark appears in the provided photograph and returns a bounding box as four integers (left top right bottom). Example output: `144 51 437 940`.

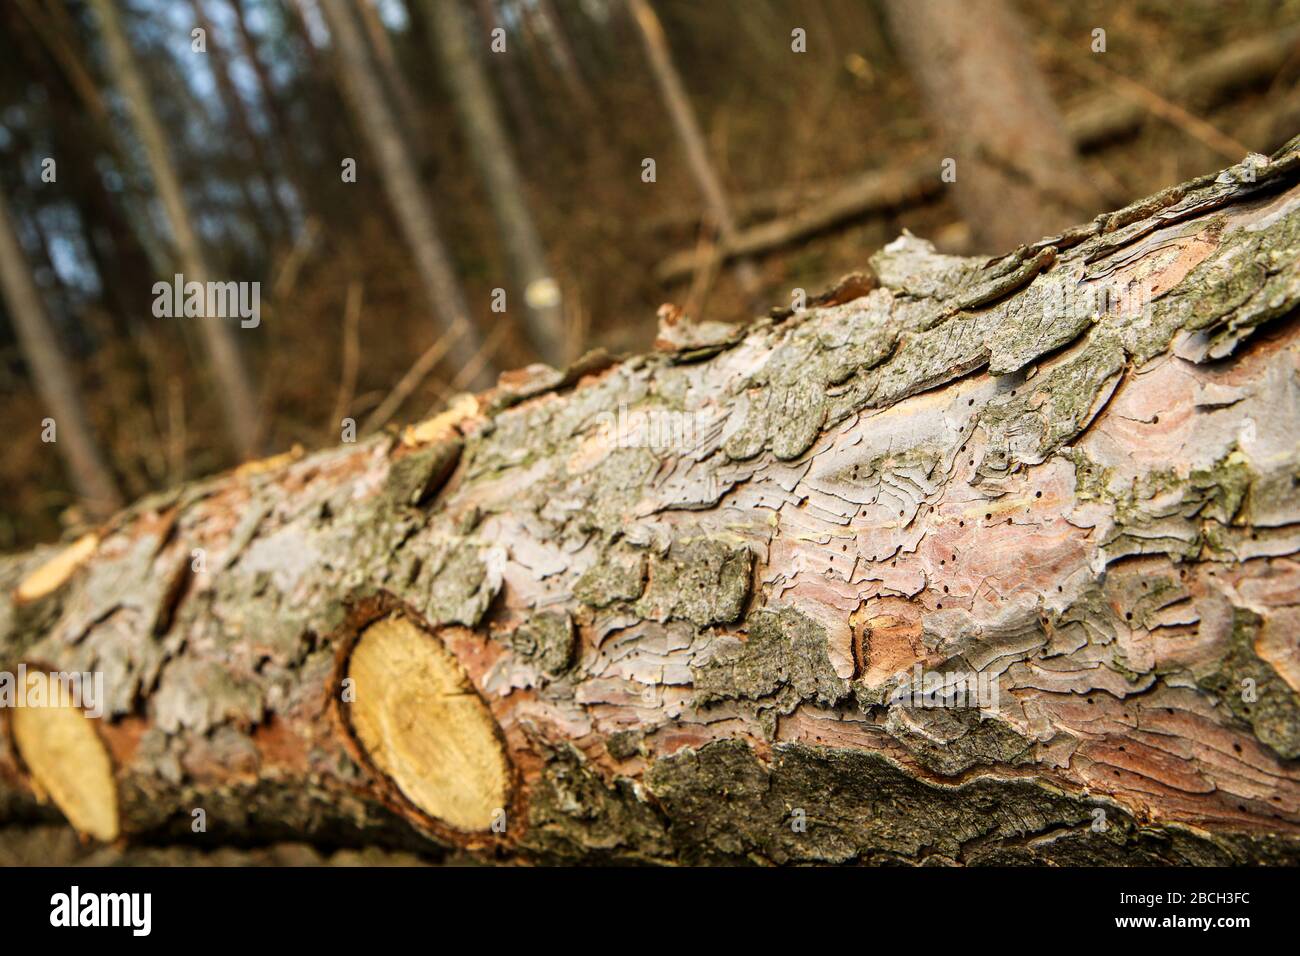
4 141 1300 865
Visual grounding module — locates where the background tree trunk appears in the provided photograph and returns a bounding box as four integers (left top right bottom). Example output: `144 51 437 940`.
0 188 122 518
229 0 309 210
627 0 762 300
318 0 494 389
188 0 294 239
882 0 1102 251
425 0 568 367
88 0 262 461
3 146 1300 864
354 0 428 159
532 0 596 114
473 0 545 155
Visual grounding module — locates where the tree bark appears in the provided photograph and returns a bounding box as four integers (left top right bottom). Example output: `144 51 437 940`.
0 188 122 518
424 0 568 366
318 0 494 390
4 144 1300 864
88 0 262 461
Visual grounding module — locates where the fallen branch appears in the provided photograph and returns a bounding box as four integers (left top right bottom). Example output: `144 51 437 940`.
654 164 938 283
652 26 1300 283
1065 25 1300 148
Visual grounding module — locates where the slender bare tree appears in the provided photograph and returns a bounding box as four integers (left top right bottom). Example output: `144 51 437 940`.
229 0 290 144
424 0 567 366
88 0 262 460
532 0 596 113
627 0 761 299
354 0 427 156
472 0 544 154
228 0 314 222
188 0 294 237
0 187 122 517
318 0 493 387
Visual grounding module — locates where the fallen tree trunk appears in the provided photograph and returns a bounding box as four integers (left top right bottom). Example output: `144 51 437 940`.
3 141 1300 865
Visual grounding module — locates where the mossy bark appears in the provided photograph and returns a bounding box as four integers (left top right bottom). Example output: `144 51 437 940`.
5 141 1300 865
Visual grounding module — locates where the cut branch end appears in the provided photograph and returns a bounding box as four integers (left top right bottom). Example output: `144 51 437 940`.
10 677 119 842
345 613 509 833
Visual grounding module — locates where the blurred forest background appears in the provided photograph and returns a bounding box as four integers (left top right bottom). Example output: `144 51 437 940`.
2 0 1298 550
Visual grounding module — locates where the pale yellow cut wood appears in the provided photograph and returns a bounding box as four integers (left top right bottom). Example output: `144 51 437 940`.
347 614 509 831
10 678 119 842
401 393 478 447
233 443 304 478
14 533 98 604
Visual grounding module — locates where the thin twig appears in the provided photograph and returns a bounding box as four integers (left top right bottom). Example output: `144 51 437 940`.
167 375 186 487
271 217 321 302
328 280 363 434
362 319 471 435
449 321 509 392
564 276 587 362
683 221 721 320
